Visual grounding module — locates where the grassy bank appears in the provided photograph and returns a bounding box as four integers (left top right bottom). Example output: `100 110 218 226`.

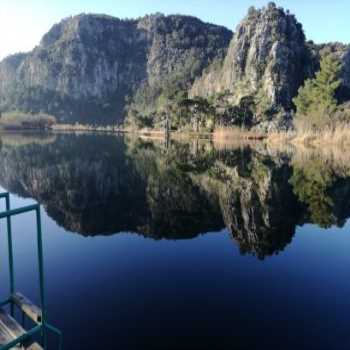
52 123 122 133
5 118 350 148
0 112 56 130
211 124 350 147
213 126 266 140
267 123 350 147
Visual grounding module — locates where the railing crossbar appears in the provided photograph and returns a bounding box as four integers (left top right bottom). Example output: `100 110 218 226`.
0 193 62 350
0 204 39 219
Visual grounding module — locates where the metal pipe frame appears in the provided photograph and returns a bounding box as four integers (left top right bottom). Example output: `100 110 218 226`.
0 193 63 350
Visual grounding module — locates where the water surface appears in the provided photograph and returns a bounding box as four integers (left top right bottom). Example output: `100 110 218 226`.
0 133 350 349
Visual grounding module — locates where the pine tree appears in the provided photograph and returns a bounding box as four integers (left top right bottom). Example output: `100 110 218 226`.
293 54 342 129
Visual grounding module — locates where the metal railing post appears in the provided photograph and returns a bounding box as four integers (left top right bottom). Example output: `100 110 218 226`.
0 193 15 316
5 194 15 316
35 206 48 348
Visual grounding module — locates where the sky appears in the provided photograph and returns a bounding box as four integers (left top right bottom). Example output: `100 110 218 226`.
1 0 349 60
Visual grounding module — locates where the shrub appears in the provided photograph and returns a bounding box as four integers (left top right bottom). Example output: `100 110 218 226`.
0 111 56 130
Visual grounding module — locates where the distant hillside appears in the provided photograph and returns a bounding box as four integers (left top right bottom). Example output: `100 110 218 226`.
0 13 232 125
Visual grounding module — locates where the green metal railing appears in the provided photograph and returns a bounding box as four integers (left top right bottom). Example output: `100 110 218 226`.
0 192 62 350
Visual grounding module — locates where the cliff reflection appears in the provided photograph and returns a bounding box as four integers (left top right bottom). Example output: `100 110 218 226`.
1 133 350 259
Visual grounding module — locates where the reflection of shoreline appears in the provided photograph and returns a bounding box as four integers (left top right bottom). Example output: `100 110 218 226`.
3 128 350 164
138 132 350 173
0 131 57 147
1 133 350 259
256 141 350 172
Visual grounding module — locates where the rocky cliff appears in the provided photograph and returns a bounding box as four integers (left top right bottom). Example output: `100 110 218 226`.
191 3 312 129
0 13 231 124
191 3 350 130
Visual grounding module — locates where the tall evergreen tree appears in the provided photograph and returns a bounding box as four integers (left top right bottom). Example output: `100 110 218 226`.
293 54 342 129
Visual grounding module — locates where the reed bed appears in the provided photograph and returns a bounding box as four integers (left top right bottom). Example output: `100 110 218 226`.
267 123 350 147
0 112 56 130
52 123 121 133
0 132 57 147
213 126 266 141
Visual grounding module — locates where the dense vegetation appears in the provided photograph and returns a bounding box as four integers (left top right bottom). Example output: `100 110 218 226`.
290 159 335 227
0 13 231 126
293 54 349 130
0 111 56 130
125 15 232 129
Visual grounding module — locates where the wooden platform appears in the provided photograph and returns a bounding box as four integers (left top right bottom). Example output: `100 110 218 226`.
0 293 43 350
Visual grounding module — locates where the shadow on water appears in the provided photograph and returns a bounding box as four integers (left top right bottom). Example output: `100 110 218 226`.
1 132 350 260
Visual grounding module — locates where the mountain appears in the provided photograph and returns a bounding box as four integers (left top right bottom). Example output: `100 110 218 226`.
191 3 310 130
0 4 349 129
190 3 350 131
0 13 231 124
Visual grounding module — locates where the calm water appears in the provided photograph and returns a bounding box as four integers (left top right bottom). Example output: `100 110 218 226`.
1 133 350 349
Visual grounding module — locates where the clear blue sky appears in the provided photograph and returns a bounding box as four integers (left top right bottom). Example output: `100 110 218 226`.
1 0 349 59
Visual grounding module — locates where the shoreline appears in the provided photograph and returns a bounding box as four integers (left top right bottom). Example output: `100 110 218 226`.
3 124 350 147
51 124 268 140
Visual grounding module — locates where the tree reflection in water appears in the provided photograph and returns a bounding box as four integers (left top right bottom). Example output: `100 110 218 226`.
1 133 350 259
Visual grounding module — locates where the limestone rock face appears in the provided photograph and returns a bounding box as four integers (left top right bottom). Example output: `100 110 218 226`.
126 14 232 122
0 15 147 123
137 14 231 86
0 53 27 94
191 4 310 112
0 13 231 124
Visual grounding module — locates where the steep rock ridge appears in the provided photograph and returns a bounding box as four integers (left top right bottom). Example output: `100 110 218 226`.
0 13 231 124
0 53 28 99
191 3 311 128
0 15 148 124
139 14 231 85
128 14 232 121
222 3 308 108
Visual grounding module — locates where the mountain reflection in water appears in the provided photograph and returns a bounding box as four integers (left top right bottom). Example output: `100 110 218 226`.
1 132 350 260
